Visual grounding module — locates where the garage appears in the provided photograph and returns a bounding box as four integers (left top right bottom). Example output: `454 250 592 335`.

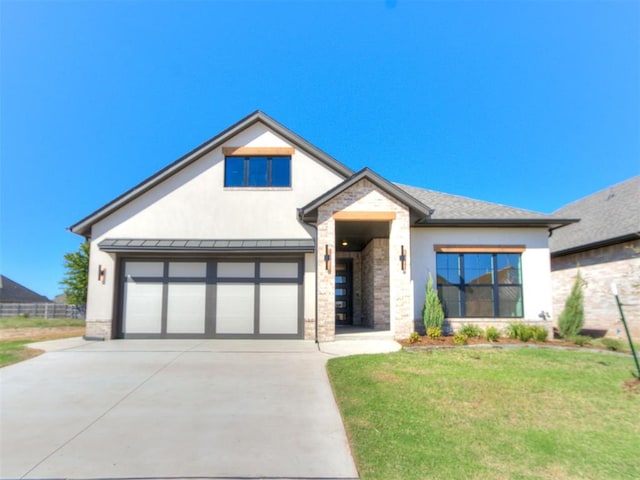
119 258 303 339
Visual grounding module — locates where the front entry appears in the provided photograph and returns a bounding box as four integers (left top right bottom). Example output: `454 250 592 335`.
335 259 352 325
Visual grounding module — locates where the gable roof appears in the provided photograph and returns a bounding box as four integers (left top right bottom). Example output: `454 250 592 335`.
397 184 574 227
70 111 354 238
549 175 640 255
0 275 50 303
299 168 432 223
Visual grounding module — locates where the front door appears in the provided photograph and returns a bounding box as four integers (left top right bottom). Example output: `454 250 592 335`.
335 259 352 325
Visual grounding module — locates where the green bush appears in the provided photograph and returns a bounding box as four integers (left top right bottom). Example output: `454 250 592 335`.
601 338 624 351
408 332 421 344
459 324 483 338
558 272 585 338
531 326 549 342
484 326 500 342
427 327 442 339
423 273 445 330
506 322 547 342
453 332 468 345
570 335 592 347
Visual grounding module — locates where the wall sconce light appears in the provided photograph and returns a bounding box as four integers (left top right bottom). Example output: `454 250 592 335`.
324 244 332 273
399 245 407 273
98 265 106 284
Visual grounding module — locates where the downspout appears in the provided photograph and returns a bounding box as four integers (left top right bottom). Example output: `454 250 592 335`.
298 208 320 344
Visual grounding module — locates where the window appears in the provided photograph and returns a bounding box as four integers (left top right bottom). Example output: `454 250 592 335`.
224 156 291 187
436 252 523 318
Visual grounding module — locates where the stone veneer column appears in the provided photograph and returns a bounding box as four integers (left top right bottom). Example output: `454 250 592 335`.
389 207 413 339
316 208 336 341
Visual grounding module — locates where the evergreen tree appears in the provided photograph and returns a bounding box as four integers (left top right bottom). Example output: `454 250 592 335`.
60 242 89 313
558 271 585 338
423 273 445 330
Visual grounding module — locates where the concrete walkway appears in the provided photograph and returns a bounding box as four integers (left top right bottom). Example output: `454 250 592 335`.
0 337 400 479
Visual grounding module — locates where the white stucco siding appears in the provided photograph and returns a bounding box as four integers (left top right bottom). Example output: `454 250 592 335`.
410 227 553 322
85 243 117 328
90 123 344 241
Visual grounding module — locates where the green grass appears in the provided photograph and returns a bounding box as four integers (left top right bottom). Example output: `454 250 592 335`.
0 317 85 328
0 340 42 366
327 349 640 480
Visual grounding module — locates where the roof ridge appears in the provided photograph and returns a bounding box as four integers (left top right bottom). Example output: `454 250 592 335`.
552 175 640 214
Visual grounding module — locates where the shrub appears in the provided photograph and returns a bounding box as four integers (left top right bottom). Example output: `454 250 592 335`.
453 332 468 345
558 272 585 338
485 326 500 342
423 273 445 330
408 332 421 344
19 312 30 318
506 322 546 342
601 338 624 351
531 326 549 342
570 335 592 347
459 324 483 338
506 322 524 340
427 327 442 339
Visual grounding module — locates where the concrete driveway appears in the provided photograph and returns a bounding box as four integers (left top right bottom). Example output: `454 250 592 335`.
0 338 400 479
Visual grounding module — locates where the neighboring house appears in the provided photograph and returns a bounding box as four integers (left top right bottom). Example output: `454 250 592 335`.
0 275 50 303
550 176 640 336
70 111 573 341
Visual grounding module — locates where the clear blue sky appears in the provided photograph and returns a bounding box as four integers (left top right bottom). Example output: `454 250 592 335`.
1 0 638 299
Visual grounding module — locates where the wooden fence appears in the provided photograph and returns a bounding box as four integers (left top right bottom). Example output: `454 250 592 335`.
0 303 84 319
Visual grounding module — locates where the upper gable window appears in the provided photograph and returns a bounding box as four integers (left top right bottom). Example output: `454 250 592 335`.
224 156 291 188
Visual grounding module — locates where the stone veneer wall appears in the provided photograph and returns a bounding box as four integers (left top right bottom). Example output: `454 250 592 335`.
361 238 390 329
316 178 413 341
551 239 639 338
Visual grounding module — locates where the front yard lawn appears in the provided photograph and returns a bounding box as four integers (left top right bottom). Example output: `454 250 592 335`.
0 318 85 367
327 348 640 480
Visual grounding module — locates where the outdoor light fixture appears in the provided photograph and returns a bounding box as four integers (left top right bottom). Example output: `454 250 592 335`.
399 245 407 273
324 244 332 273
98 265 106 284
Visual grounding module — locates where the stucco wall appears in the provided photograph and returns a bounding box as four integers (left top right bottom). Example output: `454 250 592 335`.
85 122 345 336
551 239 639 337
410 227 553 332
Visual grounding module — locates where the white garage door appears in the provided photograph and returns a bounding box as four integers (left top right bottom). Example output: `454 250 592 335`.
121 259 302 338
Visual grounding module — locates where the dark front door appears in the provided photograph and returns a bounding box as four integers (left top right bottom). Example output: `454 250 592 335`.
335 259 352 325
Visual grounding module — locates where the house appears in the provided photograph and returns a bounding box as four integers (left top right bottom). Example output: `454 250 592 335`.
70 111 573 341
550 176 639 336
0 274 50 303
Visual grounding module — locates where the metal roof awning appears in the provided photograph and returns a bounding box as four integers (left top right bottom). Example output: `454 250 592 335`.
98 238 316 253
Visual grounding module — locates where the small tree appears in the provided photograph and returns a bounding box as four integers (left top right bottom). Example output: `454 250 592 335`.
60 242 90 314
423 273 445 330
557 271 585 338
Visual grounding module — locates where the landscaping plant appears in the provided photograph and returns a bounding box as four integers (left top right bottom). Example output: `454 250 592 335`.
427 326 442 339
484 326 500 342
459 323 483 338
422 273 445 330
557 271 585 338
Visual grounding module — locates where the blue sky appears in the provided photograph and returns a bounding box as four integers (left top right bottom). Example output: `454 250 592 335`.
1 0 638 299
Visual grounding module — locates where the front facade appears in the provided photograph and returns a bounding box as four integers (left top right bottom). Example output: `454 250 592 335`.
71 112 571 341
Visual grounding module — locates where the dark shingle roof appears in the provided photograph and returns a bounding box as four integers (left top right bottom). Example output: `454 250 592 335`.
396 184 570 226
0 275 50 303
549 176 640 255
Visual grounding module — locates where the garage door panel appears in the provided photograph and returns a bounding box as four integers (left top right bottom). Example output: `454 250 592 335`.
216 283 255 334
123 282 163 334
166 283 206 334
259 284 298 334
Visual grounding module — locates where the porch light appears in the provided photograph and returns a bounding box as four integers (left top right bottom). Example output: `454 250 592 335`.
341 240 348 247
324 245 332 273
98 265 106 283
399 245 407 273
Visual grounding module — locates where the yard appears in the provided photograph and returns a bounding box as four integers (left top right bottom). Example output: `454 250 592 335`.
0 317 85 367
327 348 640 480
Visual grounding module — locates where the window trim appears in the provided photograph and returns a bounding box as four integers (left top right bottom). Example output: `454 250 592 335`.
436 250 524 318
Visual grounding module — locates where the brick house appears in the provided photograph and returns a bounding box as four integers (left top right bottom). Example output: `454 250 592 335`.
550 176 639 337
70 112 572 341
